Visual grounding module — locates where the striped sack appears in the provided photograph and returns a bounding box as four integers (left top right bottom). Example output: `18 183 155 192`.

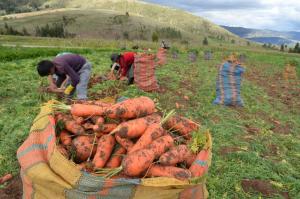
156 48 167 66
17 101 211 199
213 61 245 106
134 53 159 92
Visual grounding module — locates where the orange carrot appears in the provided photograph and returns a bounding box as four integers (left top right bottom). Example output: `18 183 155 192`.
83 123 95 130
93 123 117 133
129 123 165 154
111 114 161 138
104 96 156 119
59 130 72 146
72 135 96 163
122 148 156 177
105 146 127 168
0 173 13 184
93 135 116 168
159 145 195 166
72 115 84 125
115 133 134 151
91 116 105 125
165 115 199 138
70 104 106 117
147 135 174 158
96 131 105 138
122 135 174 177
146 165 191 180
56 115 85 135
189 149 210 177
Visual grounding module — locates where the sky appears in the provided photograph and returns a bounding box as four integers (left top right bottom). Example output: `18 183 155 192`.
143 0 300 31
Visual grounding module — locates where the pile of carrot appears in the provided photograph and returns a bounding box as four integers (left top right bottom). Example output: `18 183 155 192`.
54 96 209 181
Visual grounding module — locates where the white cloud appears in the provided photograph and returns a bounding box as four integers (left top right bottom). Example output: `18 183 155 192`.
143 0 300 31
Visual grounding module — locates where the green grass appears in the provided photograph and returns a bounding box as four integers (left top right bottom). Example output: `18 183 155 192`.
0 43 299 198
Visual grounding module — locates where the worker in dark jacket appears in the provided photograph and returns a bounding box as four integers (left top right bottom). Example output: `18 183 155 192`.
37 53 92 100
110 52 135 85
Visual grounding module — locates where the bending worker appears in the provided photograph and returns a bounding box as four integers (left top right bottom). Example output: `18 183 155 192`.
110 52 135 85
37 53 92 100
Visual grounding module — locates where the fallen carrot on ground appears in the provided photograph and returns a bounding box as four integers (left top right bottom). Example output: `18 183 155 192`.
0 173 13 184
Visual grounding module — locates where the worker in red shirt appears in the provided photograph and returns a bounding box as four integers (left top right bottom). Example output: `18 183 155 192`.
110 52 135 85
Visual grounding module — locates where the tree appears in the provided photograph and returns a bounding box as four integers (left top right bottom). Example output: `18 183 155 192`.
247 41 251 46
123 31 129 40
152 32 158 42
203 37 208 45
22 27 30 36
280 44 284 51
231 39 235 44
294 42 300 53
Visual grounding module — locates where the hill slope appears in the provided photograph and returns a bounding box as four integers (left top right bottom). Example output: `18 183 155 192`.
222 25 300 45
0 0 245 44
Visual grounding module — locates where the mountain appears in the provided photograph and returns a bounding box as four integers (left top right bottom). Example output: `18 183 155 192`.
222 26 300 45
0 0 245 45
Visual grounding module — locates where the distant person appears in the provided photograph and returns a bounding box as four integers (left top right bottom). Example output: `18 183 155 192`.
161 40 170 49
37 53 92 100
110 52 135 85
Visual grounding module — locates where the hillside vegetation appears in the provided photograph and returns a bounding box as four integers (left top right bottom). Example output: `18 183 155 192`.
0 0 246 45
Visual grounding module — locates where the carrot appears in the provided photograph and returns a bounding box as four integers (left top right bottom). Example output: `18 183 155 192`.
59 130 72 146
146 165 191 180
83 123 95 130
76 162 94 172
129 123 165 154
93 135 116 168
72 135 96 163
122 148 156 177
0 173 13 184
93 123 117 133
186 153 197 167
70 104 106 117
110 114 161 138
57 145 70 159
165 115 199 138
147 135 174 158
104 96 156 119
96 131 105 138
189 149 210 177
159 145 195 166
115 133 134 151
72 115 84 125
56 115 85 135
105 146 126 168
91 116 105 125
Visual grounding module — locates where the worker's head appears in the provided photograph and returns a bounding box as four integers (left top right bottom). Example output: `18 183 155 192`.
226 54 238 63
37 60 55 76
110 53 120 63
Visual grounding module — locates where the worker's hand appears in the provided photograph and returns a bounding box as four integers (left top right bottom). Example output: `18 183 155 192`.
120 76 128 81
64 85 74 95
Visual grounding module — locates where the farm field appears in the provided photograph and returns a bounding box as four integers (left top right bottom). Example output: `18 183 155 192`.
0 42 299 198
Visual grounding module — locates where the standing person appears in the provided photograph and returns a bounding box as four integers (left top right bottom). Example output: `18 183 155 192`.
110 52 135 85
37 53 92 100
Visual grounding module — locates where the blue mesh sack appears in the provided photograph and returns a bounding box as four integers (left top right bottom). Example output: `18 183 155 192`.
213 61 245 106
